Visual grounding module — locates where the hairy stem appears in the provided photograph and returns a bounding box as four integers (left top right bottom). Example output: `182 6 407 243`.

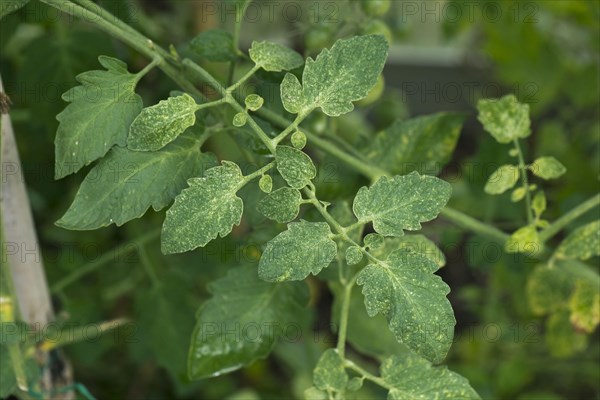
539 194 600 242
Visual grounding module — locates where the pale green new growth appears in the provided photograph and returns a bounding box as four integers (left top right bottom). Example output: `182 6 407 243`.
55 56 142 179
345 246 363 265
233 112 248 127
556 220 600 260
281 35 388 116
245 94 264 111
357 249 455 363
313 349 348 392
477 94 531 143
259 174 273 193
484 165 520 195
257 187 302 223
569 281 600 333
188 268 308 379
161 161 244 254
505 225 541 254
353 172 451 237
381 353 480 399
249 41 304 72
532 191 547 218
128 93 199 151
258 221 337 282
530 156 567 180
57 133 215 230
276 145 316 189
291 130 307 149
511 187 527 202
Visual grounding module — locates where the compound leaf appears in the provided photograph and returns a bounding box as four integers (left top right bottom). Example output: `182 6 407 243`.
55 56 142 179
364 113 465 175
477 94 531 143
313 349 348 392
259 221 337 282
57 132 216 230
352 172 451 237
257 187 302 223
381 353 480 399
357 249 455 363
161 161 244 254
530 156 566 180
276 145 316 189
293 35 388 116
556 220 600 260
249 41 304 72
188 267 308 379
128 93 199 151
484 165 520 195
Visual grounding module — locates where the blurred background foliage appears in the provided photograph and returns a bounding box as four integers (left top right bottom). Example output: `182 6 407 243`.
1 0 598 398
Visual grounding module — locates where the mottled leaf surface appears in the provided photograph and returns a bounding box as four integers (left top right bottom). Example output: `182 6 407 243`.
286 35 388 116
128 93 199 151
280 73 303 114
484 165 520 195
259 221 337 282
569 281 600 333
161 161 244 254
57 133 215 230
188 267 308 379
527 265 574 315
364 113 465 175
381 353 480 399
249 41 303 72
353 172 451 237
556 220 600 260
55 56 142 178
477 94 531 143
313 349 348 392
276 145 316 189
370 235 446 268
357 249 455 363
530 156 566 180
257 187 302 223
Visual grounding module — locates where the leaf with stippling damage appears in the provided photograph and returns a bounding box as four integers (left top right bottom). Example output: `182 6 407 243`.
477 94 531 143
161 161 244 254
291 35 388 116
357 249 455 363
57 132 216 230
257 187 302 223
55 56 142 179
188 267 308 379
280 73 303 114
484 165 520 195
381 353 480 399
530 156 566 180
249 41 304 72
276 145 316 189
556 220 600 260
128 93 200 151
259 221 337 282
313 349 348 393
353 172 451 237
569 280 600 333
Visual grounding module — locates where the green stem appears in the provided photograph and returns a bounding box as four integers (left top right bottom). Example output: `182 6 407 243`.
241 162 276 187
182 58 226 97
134 57 161 83
336 282 353 358
226 96 277 153
440 207 509 243
344 359 391 390
514 139 533 224
195 98 228 111
51 229 161 293
226 65 260 94
539 194 600 242
271 113 307 146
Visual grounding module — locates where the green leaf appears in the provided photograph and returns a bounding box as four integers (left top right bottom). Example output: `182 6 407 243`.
345 246 363 265
245 94 264 111
381 353 480 399
527 265 574 315
161 161 244 254
233 112 247 127
484 165 520 195
505 225 542 255
280 73 303 114
55 56 142 179
304 387 327 400
477 94 531 143
352 172 451 237
190 29 236 62
258 221 337 282
0 343 39 398
57 132 216 230
511 187 527 202
313 349 348 392
370 235 446 269
532 191 547 218
128 93 199 151
276 145 316 189
188 267 308 379
259 174 273 193
357 249 455 363
556 220 600 260
546 311 587 358
291 130 307 149
363 233 384 250
248 41 304 72
569 280 600 333
257 187 302 223
530 156 566 180
0 0 30 19
291 35 388 116
363 113 465 175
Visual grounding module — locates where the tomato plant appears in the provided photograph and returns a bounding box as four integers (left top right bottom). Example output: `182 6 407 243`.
1 1 598 399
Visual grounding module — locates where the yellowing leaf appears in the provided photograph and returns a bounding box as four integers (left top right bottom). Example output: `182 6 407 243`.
530 156 566 180
477 94 531 143
556 221 600 260
484 165 520 195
